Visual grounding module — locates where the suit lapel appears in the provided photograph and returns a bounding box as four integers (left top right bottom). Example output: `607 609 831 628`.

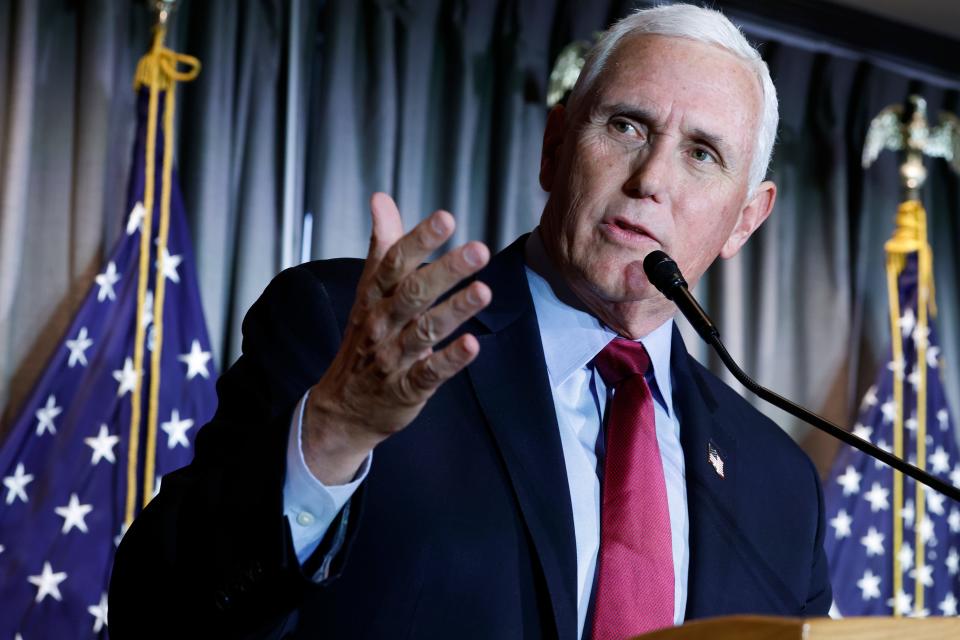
669 327 740 619
466 236 578 640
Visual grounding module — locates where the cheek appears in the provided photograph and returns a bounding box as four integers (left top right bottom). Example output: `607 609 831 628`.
670 202 741 277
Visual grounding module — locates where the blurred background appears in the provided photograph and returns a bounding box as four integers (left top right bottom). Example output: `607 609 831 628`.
1 0 959 474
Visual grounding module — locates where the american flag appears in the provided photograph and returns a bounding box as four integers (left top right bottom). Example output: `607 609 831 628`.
825 253 960 617
0 88 217 637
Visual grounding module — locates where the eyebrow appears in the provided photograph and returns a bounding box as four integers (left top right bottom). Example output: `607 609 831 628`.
592 102 736 169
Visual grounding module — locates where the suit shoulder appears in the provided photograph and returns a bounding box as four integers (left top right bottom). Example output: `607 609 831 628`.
689 358 816 476
247 258 362 322
265 257 365 302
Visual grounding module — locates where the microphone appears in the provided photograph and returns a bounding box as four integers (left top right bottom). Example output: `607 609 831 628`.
642 251 718 343
643 250 960 503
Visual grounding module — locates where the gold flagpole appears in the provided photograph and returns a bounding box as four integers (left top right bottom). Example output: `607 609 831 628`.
864 95 958 615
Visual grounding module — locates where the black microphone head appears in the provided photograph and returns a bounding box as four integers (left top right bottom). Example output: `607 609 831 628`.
642 250 688 300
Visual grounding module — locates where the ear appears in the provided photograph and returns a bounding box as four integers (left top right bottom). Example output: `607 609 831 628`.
719 180 776 259
539 104 567 192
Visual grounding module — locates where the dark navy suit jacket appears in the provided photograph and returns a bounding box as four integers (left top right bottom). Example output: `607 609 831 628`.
110 235 832 639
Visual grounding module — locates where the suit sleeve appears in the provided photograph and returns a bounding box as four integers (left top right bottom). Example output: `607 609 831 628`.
108 262 361 638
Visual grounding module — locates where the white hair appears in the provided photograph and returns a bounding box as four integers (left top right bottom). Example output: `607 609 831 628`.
566 3 779 192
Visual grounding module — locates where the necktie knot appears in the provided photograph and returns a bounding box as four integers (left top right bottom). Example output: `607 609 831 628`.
593 337 651 387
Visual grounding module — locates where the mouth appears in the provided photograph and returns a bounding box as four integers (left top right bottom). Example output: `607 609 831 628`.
599 217 659 249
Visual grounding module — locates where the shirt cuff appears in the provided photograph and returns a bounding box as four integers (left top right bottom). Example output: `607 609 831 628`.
283 389 371 565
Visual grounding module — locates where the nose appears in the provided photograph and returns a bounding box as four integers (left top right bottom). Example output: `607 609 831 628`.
622 143 671 203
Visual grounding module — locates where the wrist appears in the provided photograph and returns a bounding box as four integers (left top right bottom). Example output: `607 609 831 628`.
302 386 377 485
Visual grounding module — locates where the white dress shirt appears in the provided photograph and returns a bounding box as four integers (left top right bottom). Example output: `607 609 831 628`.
282 231 689 637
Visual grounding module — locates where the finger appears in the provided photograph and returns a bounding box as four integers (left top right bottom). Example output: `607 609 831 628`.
373 209 455 297
396 281 491 366
388 241 489 324
366 192 405 268
401 334 480 399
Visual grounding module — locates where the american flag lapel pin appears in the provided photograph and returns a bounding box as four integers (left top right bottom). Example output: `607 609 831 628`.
707 442 725 479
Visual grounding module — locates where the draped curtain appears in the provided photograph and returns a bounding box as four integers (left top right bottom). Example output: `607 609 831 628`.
1 0 958 472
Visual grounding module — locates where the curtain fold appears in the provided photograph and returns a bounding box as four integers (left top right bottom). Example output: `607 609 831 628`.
0 0 145 426
1 0 958 475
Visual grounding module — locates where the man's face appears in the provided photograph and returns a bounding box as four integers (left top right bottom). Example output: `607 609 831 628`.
540 34 774 309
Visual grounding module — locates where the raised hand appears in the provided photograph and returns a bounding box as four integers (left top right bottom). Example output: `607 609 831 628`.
302 193 492 484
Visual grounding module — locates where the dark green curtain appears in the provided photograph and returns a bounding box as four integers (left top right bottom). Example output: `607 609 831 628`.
2 0 959 474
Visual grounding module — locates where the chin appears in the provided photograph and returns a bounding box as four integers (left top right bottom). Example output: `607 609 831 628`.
582 255 648 298
576 270 640 304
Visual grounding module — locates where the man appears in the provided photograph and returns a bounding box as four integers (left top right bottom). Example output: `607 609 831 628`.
110 5 831 638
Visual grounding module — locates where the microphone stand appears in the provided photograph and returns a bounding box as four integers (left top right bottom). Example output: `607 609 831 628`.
643 250 960 503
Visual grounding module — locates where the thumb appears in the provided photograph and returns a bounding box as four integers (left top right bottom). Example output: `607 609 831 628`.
367 192 405 264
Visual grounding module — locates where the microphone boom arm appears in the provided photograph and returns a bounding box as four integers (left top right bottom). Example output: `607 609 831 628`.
643 250 960 503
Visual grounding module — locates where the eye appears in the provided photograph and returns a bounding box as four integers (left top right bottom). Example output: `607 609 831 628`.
691 147 718 164
610 118 640 137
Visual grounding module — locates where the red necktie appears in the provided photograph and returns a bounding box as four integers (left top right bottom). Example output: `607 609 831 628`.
590 338 674 639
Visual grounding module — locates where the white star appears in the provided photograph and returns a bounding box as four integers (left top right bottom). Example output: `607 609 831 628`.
927 488 947 516
857 568 882 600
95 261 121 302
952 464 960 488
112 357 139 397
88 592 109 632
141 290 154 330
930 446 951 475
888 358 906 381
905 412 918 432
35 394 62 436
54 493 93 534
881 399 897 424
26 562 68 603
65 326 94 367
3 463 34 504
862 385 879 409
157 247 182 283
837 465 862 496
903 499 916 529
910 607 930 619
126 201 146 235
864 482 890 512
899 542 914 572
84 424 119 465
861 526 885 556
887 589 913 616
938 592 958 617
949 508 960 534
946 548 959 576
830 509 853 539
178 339 212 380
114 522 129 548
938 409 950 431
907 368 921 392
160 409 194 449
852 423 873 442
910 563 934 588
912 324 930 350
899 307 916 337
927 345 941 368
875 439 892 469
919 516 936 545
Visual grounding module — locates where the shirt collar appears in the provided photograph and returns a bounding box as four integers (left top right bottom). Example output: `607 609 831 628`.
523 229 675 415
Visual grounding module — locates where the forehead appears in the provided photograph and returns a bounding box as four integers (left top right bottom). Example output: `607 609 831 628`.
590 34 762 153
